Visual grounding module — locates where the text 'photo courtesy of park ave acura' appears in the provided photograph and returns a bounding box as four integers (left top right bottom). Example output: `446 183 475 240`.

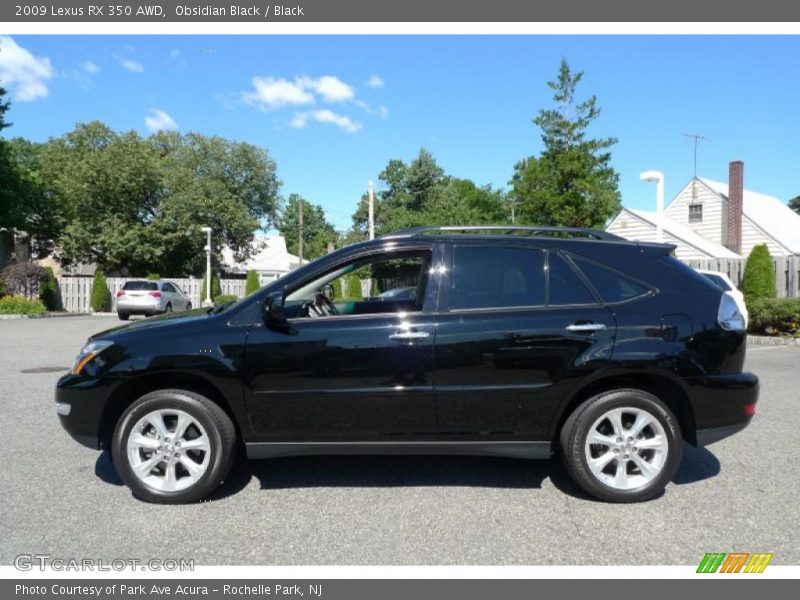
1 33 799 567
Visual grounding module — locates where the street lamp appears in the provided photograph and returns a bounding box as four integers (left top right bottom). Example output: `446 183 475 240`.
200 226 212 306
640 170 665 242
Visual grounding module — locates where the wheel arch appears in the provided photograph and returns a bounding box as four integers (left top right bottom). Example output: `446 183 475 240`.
551 370 697 447
99 371 247 450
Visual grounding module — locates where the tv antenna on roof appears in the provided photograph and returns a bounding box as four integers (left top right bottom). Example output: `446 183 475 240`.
682 133 712 179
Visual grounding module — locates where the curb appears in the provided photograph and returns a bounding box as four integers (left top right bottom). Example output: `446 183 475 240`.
748 335 800 347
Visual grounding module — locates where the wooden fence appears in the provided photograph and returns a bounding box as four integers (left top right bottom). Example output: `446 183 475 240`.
56 277 248 313
683 256 799 298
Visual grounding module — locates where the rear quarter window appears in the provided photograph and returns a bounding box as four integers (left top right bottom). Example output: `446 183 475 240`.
572 257 649 303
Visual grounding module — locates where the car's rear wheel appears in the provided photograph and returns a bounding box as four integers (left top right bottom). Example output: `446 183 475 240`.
559 389 682 503
118 312 130 321
111 389 236 504
164 303 172 313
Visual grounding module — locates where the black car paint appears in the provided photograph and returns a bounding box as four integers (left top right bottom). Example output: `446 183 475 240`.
56 235 758 457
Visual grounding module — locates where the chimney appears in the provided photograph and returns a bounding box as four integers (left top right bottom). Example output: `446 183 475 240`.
727 160 744 255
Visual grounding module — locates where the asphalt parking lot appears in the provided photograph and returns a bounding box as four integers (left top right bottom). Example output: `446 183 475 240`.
0 315 797 565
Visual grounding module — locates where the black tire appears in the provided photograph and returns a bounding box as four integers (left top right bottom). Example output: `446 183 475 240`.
186 303 192 311
111 389 237 504
164 303 173 313
559 388 682 503
118 312 130 321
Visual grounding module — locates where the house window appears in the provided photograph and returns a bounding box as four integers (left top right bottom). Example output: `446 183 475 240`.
688 203 703 223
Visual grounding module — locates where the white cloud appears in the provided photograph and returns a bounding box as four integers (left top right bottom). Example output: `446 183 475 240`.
144 109 178 133
291 109 362 133
365 75 384 88
377 106 389 119
244 76 315 110
301 75 355 103
121 59 144 73
0 36 55 102
83 61 99 74
170 49 180 59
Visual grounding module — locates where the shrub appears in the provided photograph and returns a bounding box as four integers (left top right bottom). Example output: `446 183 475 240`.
371 278 382 297
0 276 6 297
39 266 59 311
213 294 239 305
245 270 260 296
200 272 221 304
748 297 800 337
146 273 161 281
1 261 46 298
742 244 777 303
90 271 110 312
346 274 363 300
0 295 47 316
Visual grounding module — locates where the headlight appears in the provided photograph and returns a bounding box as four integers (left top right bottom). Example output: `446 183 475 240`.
71 340 114 375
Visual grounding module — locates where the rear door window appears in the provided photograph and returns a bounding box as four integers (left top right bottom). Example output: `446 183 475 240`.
572 258 649 303
122 281 158 291
450 245 545 310
547 253 597 306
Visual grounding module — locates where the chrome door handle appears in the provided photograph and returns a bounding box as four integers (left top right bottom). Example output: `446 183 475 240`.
566 323 607 333
389 331 430 341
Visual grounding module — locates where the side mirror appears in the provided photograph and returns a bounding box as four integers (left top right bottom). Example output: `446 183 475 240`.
321 283 334 302
264 291 286 327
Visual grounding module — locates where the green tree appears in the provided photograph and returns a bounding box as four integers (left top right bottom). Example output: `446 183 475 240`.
511 59 621 228
90 271 110 312
346 274 363 299
200 271 221 304
245 270 260 295
277 194 337 260
789 196 800 215
39 266 59 311
741 244 777 303
146 273 160 280
37 123 281 275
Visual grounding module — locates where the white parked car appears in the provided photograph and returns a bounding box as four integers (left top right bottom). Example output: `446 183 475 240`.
695 269 748 327
115 280 192 320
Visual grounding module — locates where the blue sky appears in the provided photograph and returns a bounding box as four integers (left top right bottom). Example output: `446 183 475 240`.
1 35 798 230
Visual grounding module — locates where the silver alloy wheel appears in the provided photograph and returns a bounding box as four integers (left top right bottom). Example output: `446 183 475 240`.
126 409 211 492
584 406 669 491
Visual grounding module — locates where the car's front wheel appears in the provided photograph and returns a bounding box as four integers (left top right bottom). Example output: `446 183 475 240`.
559 389 682 503
111 389 236 503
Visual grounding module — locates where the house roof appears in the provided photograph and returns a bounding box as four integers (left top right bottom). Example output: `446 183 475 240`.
221 235 305 274
621 207 740 258
697 177 800 254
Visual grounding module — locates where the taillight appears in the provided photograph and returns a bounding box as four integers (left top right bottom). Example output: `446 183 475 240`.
148 291 162 297
744 403 757 416
116 290 125 297
718 292 745 331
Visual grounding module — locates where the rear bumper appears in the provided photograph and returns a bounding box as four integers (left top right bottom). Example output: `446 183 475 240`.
116 299 163 314
686 371 759 447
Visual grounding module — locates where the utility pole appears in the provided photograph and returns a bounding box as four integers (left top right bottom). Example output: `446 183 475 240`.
368 180 375 240
297 196 304 262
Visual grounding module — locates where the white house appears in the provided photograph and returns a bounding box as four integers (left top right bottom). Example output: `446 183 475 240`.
220 235 306 285
607 161 800 259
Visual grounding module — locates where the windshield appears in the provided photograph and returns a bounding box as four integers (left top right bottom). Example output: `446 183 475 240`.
122 281 158 291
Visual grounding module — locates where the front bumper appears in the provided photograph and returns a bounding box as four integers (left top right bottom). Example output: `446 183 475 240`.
686 371 759 447
55 374 109 450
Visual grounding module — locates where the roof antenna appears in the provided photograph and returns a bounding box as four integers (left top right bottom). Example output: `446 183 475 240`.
683 133 711 200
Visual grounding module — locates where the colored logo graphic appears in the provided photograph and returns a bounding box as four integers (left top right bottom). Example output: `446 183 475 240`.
697 552 773 573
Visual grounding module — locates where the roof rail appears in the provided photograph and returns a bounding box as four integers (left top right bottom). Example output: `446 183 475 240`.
380 225 623 241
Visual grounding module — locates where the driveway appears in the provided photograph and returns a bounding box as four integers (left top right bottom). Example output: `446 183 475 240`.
0 316 796 565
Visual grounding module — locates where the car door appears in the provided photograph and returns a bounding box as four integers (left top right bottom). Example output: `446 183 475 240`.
243 243 444 443
433 243 616 441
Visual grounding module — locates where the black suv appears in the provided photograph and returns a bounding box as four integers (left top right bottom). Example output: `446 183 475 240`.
56 226 758 503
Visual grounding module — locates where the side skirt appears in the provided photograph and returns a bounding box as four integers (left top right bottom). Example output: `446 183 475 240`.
245 441 552 460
